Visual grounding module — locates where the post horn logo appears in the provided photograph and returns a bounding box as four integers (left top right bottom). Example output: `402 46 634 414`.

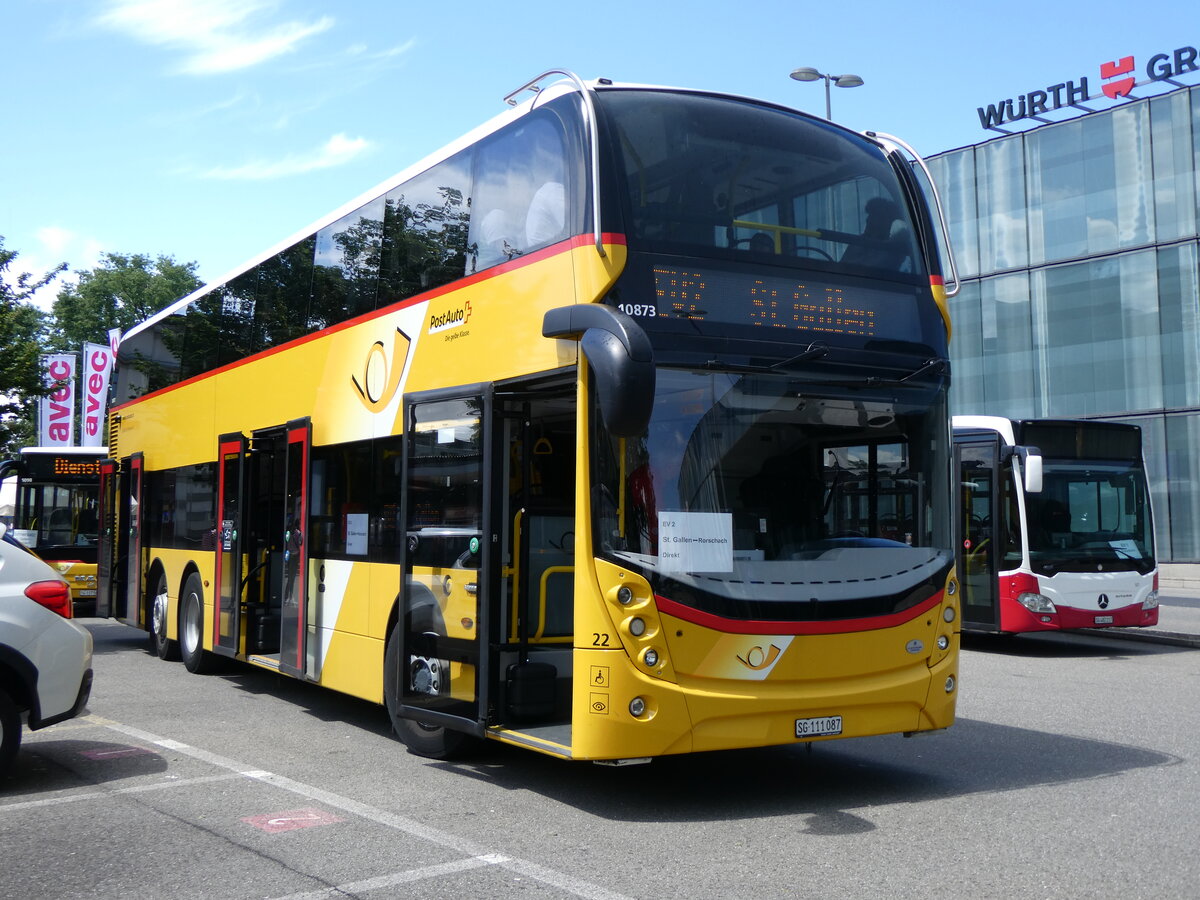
737 644 783 671
351 327 411 412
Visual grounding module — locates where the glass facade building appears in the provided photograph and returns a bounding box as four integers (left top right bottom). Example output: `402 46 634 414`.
928 84 1200 565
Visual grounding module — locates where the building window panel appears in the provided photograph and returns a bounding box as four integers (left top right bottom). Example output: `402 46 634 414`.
927 152 979 279
1035 252 1162 417
1166 413 1200 561
1150 91 1197 242
976 137 1029 274
1158 243 1200 408
982 272 1035 415
947 281 984 413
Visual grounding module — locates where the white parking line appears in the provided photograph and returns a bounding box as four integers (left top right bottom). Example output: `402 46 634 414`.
268 855 509 900
92 718 634 900
0 773 244 813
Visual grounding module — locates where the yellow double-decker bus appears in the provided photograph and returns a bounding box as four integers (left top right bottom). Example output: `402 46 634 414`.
99 71 961 762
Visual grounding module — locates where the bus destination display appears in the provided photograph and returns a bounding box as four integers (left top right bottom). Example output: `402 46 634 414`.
629 265 921 341
21 453 103 480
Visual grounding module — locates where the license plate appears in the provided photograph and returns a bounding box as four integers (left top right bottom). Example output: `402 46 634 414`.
796 715 843 738
1094 615 1113 624
77 589 97 597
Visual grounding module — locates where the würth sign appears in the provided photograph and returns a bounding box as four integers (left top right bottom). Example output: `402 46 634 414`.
978 44 1199 131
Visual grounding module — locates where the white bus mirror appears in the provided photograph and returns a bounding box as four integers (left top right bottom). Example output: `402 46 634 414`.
1022 448 1043 493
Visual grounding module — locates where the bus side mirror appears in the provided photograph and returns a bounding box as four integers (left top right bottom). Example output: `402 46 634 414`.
543 304 656 437
1017 446 1043 493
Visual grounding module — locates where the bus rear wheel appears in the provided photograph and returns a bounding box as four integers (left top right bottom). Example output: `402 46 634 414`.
179 573 215 674
149 573 180 661
383 621 469 760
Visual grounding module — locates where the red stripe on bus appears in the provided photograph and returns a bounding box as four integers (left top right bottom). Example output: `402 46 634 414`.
111 232 628 411
654 590 944 635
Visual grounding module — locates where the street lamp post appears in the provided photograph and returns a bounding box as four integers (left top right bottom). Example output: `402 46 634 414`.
789 67 864 119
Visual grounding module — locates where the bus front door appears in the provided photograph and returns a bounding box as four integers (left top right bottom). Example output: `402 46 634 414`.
956 439 1000 629
398 389 494 738
96 458 117 619
213 434 248 658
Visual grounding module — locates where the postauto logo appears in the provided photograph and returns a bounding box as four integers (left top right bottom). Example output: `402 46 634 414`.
977 43 1200 129
428 300 472 335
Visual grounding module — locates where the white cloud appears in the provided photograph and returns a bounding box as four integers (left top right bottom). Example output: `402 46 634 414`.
201 133 372 180
16 228 106 312
97 0 333 74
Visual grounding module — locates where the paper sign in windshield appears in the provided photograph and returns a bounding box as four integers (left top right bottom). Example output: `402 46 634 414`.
658 511 733 573
1109 539 1142 559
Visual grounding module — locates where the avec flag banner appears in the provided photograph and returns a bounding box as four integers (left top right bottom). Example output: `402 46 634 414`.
81 341 114 447
38 353 77 447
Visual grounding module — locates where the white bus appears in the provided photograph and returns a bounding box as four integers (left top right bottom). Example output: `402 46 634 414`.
953 416 1158 633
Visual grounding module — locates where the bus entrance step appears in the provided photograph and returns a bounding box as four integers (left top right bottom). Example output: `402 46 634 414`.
505 662 557 721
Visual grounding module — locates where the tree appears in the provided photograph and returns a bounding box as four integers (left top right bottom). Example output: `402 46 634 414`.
50 252 202 351
0 236 61 453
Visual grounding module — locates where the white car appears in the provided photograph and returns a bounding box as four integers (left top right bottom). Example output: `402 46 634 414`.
1 523 94 777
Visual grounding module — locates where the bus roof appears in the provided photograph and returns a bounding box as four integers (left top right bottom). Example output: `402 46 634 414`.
117 76 865 352
20 446 109 456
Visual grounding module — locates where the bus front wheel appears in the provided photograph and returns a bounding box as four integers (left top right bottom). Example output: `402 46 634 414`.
179 573 215 675
383 621 469 760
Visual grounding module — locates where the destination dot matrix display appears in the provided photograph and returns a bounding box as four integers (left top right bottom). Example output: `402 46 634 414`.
653 266 877 337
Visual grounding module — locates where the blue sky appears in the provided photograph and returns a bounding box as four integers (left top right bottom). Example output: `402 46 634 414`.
3 0 1195 311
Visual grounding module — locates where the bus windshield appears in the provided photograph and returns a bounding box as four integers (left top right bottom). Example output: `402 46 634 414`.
15 482 100 554
1022 459 1154 575
601 89 927 281
592 368 953 623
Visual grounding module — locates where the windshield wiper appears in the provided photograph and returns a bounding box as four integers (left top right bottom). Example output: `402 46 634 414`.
689 341 831 375
791 357 949 390
898 357 948 382
771 341 829 370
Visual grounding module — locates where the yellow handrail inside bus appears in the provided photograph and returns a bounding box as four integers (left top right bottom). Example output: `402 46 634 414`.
507 508 524 642
730 218 824 243
533 565 575 643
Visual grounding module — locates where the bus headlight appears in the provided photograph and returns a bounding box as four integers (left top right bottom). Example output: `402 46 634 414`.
1017 591 1056 614
629 697 647 717
643 648 659 667
1143 590 1159 610
937 635 949 651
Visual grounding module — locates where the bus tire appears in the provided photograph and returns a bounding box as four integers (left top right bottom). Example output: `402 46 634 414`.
179 573 215 675
149 572 180 661
0 688 21 777
383 621 469 760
